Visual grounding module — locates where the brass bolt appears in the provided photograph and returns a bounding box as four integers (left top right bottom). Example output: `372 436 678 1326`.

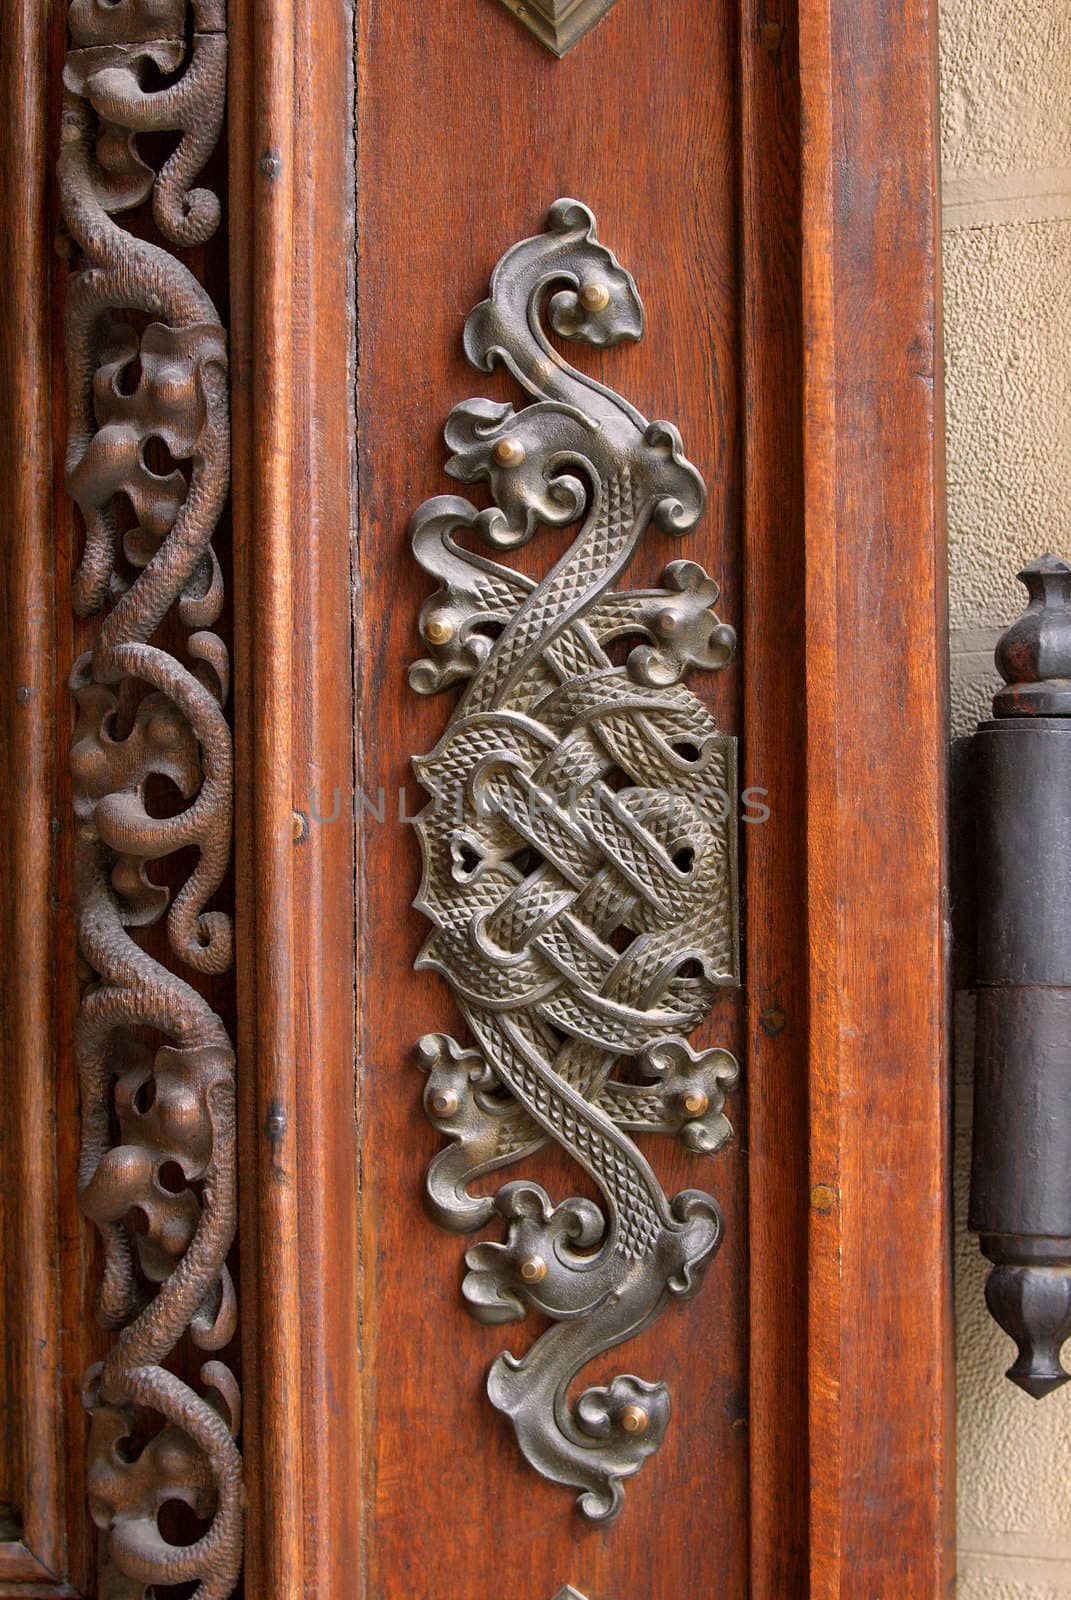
682 1089 709 1117
291 809 308 844
656 608 680 635
580 282 611 312
430 1087 460 1118
492 437 526 469
620 1404 649 1435
811 1183 837 1213
424 614 455 646
519 1255 547 1284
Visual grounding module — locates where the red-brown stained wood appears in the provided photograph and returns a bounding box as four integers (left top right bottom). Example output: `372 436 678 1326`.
799 0 953 1593
739 5 811 1595
355 5 748 1598
0 0 952 1590
0 3 74 1591
230 0 361 1595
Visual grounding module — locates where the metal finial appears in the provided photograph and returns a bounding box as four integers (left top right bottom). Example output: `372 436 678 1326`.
993 553 1071 717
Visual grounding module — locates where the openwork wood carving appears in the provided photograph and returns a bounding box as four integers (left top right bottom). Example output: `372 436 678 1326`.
410 199 739 1520
59 1 241 1593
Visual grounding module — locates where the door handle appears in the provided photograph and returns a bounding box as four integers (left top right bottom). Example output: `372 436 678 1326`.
969 554 1071 1397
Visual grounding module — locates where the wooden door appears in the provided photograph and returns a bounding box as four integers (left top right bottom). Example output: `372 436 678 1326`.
0 0 951 1596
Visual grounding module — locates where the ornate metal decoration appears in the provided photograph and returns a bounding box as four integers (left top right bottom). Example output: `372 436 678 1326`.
494 0 619 57
551 1588 590 1600
409 199 740 1521
59 2 241 1594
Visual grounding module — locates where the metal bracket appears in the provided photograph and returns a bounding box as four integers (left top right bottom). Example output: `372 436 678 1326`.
408 199 740 1520
495 0 619 57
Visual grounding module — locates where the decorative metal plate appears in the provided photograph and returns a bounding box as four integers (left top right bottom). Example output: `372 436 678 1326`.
495 0 619 56
409 198 740 1521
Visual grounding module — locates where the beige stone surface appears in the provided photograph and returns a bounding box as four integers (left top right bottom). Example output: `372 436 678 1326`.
943 218 1071 632
949 629 1002 737
940 0 1071 177
939 0 1069 1591
957 1576 1071 1600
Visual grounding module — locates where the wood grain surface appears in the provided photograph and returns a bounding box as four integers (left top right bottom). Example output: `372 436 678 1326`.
230 0 361 1594
799 0 954 1593
0 3 87 1592
355 4 749 1598
0 0 951 1593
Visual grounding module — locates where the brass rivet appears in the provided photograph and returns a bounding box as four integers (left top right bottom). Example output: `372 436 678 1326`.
683 1090 709 1116
811 1183 837 1213
656 608 680 634
519 1255 547 1283
291 809 308 844
424 614 455 646
492 437 526 469
620 1404 649 1435
580 282 611 312
431 1088 460 1118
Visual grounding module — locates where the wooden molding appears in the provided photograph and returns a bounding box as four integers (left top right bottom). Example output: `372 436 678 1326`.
738 3 810 1592
0 2 70 1592
229 0 360 1593
799 0 953 1591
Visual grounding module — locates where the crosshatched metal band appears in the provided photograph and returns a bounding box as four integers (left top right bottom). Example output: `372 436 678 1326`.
408 197 740 1522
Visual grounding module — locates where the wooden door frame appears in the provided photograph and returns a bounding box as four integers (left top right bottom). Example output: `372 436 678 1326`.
797 0 952 1590
0 0 949 1594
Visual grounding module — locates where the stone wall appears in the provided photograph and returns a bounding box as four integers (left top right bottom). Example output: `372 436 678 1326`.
941 0 1071 1592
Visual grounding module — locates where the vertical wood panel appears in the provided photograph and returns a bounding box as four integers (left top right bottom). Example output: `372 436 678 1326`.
738 4 811 1594
232 0 304 1587
799 0 953 1592
230 0 360 1593
355 4 749 1597
0 1 67 1587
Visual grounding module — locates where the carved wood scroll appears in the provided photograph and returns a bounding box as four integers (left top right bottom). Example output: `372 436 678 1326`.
59 1 242 1594
409 199 740 1521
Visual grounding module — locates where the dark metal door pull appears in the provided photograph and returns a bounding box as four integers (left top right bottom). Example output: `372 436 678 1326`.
970 554 1071 1397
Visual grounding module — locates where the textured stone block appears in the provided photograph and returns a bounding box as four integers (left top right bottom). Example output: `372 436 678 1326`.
944 219 1071 632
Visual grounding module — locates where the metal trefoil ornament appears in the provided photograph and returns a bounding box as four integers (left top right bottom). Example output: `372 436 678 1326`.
409 199 740 1521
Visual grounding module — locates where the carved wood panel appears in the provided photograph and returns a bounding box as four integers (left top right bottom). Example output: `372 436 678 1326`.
0 0 950 1592
56 3 241 1595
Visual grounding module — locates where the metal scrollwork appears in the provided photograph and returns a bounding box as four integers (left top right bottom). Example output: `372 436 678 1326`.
410 199 740 1521
60 1 241 1594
